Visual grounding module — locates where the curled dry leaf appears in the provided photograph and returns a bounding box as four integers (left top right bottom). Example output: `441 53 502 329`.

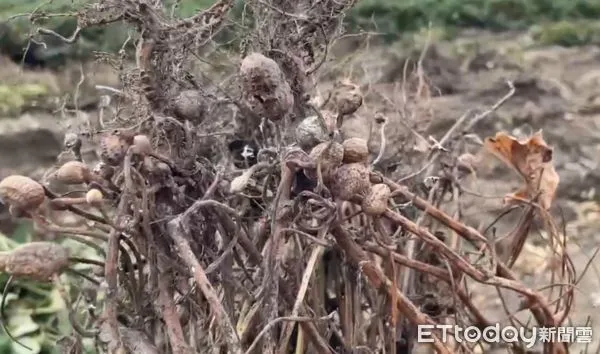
0 242 70 281
483 130 559 210
230 169 255 194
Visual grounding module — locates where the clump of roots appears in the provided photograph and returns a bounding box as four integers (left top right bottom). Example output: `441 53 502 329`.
0 0 577 353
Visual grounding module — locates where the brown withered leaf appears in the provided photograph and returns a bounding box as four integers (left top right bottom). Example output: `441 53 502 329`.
483 130 559 210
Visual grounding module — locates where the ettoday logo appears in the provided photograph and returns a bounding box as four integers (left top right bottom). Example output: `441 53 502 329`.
418 324 593 347
418 324 536 348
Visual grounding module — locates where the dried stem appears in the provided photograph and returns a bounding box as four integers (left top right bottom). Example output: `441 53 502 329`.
167 201 242 353
158 270 192 354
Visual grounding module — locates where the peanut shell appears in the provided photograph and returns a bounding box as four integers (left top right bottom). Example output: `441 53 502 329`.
99 133 130 166
306 141 344 182
330 163 370 201
55 161 90 184
0 175 45 211
0 242 70 281
342 137 369 163
295 115 329 150
362 183 391 216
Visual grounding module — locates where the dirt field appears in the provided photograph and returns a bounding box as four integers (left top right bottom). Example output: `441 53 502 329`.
1 28 599 352
329 29 600 352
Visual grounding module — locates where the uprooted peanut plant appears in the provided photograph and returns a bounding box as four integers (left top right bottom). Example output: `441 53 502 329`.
0 0 578 353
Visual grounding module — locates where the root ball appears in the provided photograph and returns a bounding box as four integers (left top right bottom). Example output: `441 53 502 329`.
0 175 45 212
330 163 371 201
362 183 391 216
0 242 70 281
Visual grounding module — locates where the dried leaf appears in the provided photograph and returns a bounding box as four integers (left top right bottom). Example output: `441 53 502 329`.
229 163 267 194
229 171 253 194
483 130 559 210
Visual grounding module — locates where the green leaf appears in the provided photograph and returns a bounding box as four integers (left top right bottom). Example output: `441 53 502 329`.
0 292 19 307
8 314 39 337
0 232 18 251
32 289 65 315
10 223 33 245
10 336 42 354
54 308 72 335
82 338 97 354
0 334 10 351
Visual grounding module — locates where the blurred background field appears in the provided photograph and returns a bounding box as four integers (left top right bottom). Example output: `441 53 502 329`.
3 0 600 68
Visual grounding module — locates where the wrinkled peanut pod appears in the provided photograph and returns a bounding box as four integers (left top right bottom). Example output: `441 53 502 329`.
362 183 391 216
342 137 369 163
0 175 45 211
295 115 329 150
55 161 91 184
330 163 371 201
306 142 344 182
240 52 294 121
99 133 130 166
0 242 70 281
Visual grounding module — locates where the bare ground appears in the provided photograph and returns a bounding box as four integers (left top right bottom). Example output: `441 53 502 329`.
336 30 600 352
